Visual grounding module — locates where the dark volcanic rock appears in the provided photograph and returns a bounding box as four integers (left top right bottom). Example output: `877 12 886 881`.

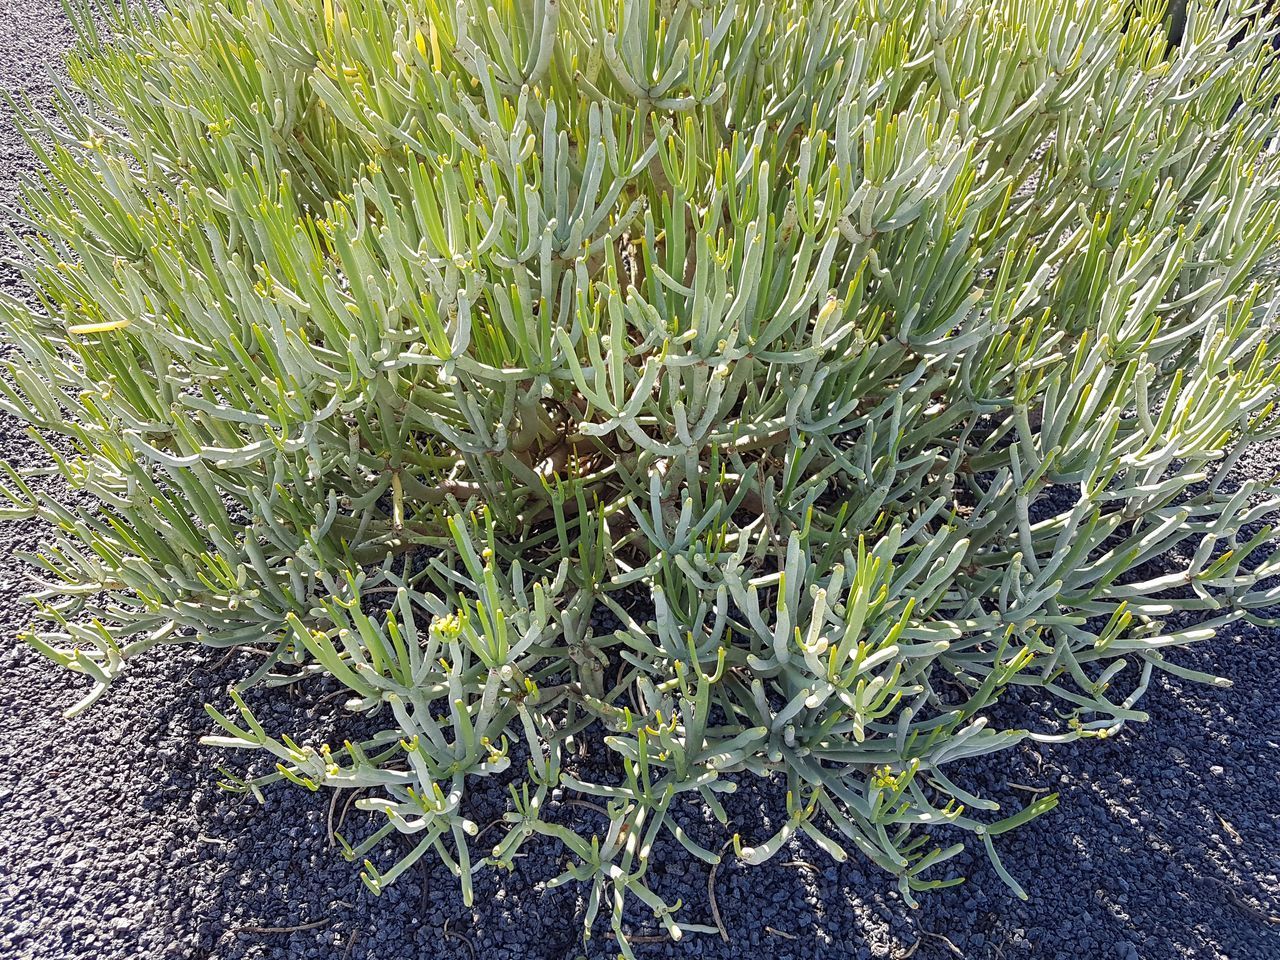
0 4 1277 959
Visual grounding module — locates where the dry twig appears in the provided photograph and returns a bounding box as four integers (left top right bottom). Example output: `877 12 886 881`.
923 930 966 957
234 918 328 936
709 839 733 943
1007 782 1049 795
443 919 477 959
327 788 341 849
337 787 363 837
606 932 670 944
782 859 819 872
1216 813 1244 845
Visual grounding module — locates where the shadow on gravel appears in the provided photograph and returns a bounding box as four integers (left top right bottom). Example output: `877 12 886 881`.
4 607 1275 960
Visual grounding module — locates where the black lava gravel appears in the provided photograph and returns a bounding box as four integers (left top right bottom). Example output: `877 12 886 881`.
1 4 1278 959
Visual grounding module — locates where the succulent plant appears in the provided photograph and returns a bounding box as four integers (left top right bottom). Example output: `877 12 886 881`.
4 0 1280 953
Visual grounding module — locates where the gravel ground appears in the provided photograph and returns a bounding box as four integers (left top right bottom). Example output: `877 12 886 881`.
1 3 1278 959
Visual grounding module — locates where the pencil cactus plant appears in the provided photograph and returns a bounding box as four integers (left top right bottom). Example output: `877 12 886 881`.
5 0 1280 952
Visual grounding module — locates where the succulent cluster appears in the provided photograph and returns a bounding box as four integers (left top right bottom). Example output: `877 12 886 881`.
4 0 1280 952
